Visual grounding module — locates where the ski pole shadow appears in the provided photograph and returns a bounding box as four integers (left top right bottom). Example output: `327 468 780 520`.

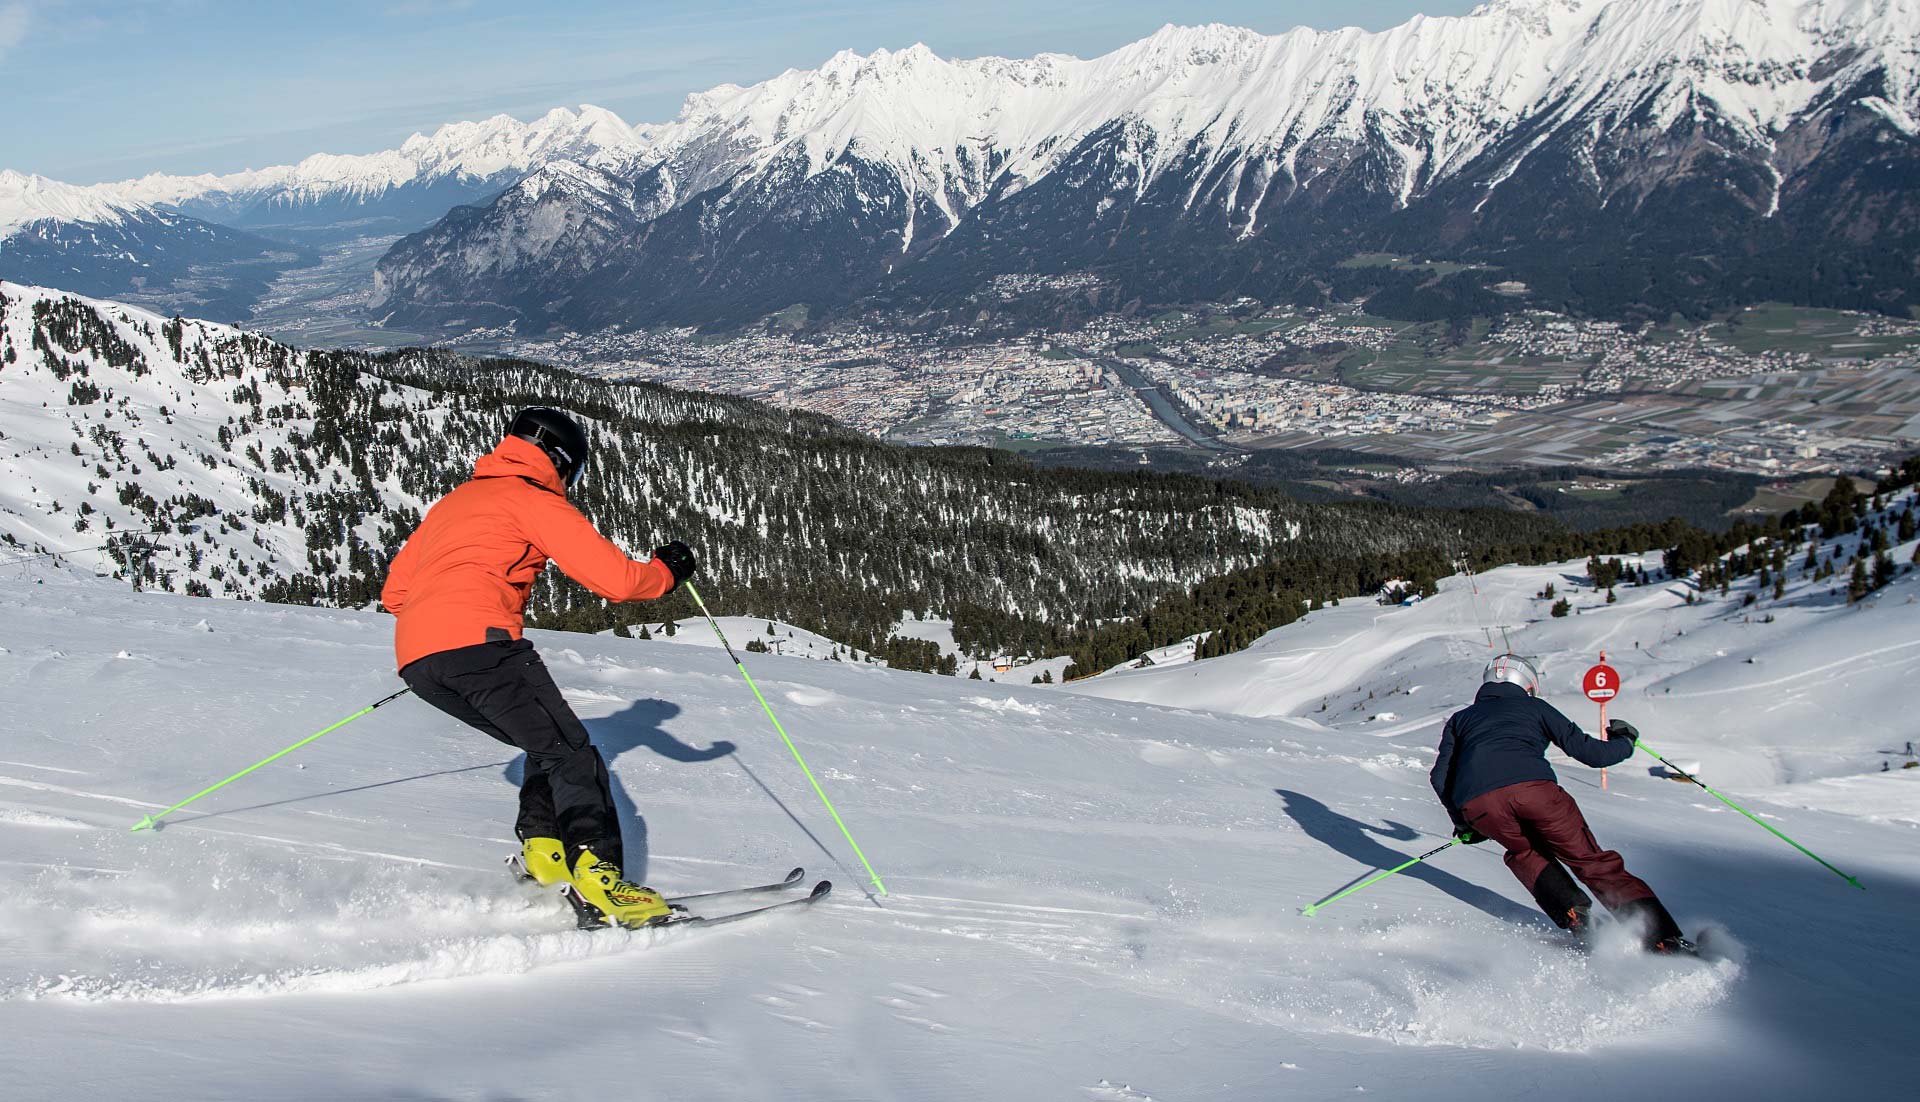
1275 789 1546 926
502 698 735 884
171 761 514 825
733 751 883 908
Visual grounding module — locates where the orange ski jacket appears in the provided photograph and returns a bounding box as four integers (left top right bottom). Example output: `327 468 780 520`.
381 434 675 671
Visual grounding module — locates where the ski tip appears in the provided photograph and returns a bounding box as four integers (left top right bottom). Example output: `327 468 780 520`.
808 880 833 901
784 866 805 886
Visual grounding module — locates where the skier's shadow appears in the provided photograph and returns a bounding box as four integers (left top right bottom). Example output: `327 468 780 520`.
1275 789 1545 926
504 698 734 883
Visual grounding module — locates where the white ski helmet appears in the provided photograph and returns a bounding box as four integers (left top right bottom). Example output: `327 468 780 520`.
1483 653 1542 695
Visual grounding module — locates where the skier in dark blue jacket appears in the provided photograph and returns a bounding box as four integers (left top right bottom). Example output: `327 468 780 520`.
1432 653 1688 951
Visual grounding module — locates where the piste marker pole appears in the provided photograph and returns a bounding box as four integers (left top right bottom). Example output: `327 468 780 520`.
131 688 411 832
684 582 887 896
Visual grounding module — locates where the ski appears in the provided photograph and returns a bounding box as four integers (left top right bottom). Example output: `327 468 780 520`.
508 854 805 905
560 879 832 931
669 880 833 929
667 866 807 905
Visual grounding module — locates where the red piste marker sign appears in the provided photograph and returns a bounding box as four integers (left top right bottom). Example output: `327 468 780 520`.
1585 657 1622 790
1583 663 1621 703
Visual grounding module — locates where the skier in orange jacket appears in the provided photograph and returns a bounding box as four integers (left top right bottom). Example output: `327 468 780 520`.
382 407 695 926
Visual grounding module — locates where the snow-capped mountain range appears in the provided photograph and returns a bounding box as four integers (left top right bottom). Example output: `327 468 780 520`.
5 0 1917 331
1 107 645 240
367 0 1920 329
0 169 300 320
112 106 649 238
0 108 643 320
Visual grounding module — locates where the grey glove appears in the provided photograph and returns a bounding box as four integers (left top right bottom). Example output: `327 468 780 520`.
1607 718 1640 744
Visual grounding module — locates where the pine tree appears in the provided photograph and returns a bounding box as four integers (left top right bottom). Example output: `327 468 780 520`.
1849 558 1870 604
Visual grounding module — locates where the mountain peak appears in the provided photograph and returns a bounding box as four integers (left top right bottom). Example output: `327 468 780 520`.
0 170 146 233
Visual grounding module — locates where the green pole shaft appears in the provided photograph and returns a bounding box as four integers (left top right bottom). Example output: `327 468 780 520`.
1636 740 1863 890
684 582 888 896
130 688 411 832
1301 839 1456 917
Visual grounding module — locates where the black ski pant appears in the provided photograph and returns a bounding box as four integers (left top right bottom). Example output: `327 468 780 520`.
401 638 622 869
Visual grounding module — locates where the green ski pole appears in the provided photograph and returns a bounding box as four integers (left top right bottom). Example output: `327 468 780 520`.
1635 739 1864 890
1301 839 1457 917
130 688 411 832
683 582 888 897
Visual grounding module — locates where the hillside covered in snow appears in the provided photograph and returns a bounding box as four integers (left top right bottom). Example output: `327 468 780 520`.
0 519 1914 1098
2 281 1577 661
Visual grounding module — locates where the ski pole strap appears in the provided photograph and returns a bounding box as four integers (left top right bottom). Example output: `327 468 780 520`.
131 687 412 832
684 582 888 897
1301 839 1456 917
1635 740 1864 891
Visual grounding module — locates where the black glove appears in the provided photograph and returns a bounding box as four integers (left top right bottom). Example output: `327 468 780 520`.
1454 825 1486 845
652 541 697 590
1607 718 1640 744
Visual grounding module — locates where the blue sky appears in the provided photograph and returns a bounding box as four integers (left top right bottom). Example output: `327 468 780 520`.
0 1 1476 183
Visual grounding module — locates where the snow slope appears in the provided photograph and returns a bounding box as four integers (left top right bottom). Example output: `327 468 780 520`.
0 549 1914 1098
1068 496 1920 793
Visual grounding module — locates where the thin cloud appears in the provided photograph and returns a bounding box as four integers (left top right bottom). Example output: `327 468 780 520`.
0 2 33 61
385 0 475 16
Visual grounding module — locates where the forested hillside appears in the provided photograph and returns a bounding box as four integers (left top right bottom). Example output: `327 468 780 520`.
2 283 1579 663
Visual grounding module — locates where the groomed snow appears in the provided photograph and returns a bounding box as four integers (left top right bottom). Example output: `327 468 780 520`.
0 538 1914 1098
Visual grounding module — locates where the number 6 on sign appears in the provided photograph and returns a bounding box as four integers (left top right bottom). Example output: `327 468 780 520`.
1584 659 1621 790
1583 663 1618 702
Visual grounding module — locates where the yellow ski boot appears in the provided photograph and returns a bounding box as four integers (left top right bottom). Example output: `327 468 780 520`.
568 848 674 928
514 837 570 887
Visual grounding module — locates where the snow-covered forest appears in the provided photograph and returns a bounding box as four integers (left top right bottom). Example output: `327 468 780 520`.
0 281 1581 660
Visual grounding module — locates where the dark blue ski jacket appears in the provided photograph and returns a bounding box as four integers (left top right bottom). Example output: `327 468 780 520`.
1430 682 1633 827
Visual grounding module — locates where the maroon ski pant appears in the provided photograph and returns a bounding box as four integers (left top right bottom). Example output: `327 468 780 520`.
1461 780 1657 923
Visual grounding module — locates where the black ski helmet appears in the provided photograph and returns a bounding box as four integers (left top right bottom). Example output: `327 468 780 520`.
508 407 590 488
